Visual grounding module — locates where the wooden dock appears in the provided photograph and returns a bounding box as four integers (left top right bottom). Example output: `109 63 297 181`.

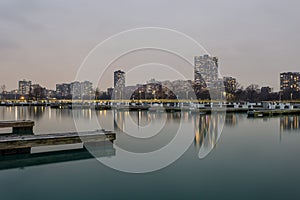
0 141 115 170
0 120 34 134
0 119 116 155
0 120 116 168
0 130 115 153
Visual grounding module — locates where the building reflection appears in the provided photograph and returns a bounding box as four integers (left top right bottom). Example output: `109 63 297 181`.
193 114 227 158
112 111 185 153
280 116 300 132
113 110 125 132
113 110 184 133
0 106 47 121
26 106 46 119
225 114 238 127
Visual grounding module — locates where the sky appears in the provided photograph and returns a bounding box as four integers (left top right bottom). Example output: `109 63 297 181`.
0 0 300 91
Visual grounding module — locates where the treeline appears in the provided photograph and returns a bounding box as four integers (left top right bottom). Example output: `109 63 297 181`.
221 84 299 102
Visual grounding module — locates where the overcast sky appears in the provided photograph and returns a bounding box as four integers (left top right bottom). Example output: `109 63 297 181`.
0 0 299 91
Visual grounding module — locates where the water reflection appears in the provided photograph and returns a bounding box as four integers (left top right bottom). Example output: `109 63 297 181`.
0 141 115 171
111 110 234 158
4 106 299 161
27 106 46 119
0 106 46 121
193 114 226 159
113 110 183 132
111 110 181 153
280 115 300 132
225 114 238 126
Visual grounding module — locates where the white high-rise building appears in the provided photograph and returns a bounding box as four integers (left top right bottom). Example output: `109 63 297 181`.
114 70 125 99
18 79 32 95
194 55 218 88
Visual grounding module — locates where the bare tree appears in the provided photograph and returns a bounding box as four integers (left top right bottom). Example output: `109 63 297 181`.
95 87 100 100
245 84 260 102
0 84 6 101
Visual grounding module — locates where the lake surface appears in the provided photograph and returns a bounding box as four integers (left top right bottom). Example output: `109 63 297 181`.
0 106 300 200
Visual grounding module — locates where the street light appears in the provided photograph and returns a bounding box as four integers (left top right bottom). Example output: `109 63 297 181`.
152 90 156 100
223 91 227 101
139 90 142 103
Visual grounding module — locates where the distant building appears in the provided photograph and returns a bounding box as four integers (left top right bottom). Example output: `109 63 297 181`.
223 77 237 93
261 86 272 94
107 88 113 99
18 79 32 95
46 89 56 99
124 86 137 99
194 55 218 88
114 70 125 88
260 86 273 101
147 78 160 84
113 70 125 99
71 81 81 99
56 81 93 99
280 72 300 92
31 84 47 100
56 83 71 98
81 81 93 97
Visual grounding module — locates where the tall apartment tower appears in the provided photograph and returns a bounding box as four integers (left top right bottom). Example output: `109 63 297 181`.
18 79 32 95
114 70 125 99
194 55 218 88
280 72 300 92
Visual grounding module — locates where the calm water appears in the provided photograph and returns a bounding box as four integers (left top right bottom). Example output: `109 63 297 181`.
1 106 300 200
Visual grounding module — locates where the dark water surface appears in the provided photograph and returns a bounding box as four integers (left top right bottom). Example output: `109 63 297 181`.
0 107 300 200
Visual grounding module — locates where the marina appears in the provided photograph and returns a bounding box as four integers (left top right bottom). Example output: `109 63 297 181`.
0 105 299 200
0 119 116 156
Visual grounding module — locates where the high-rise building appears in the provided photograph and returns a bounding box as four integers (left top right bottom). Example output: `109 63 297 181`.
114 70 125 88
56 83 71 98
223 76 237 93
81 81 93 97
114 70 125 99
56 81 93 99
194 55 218 87
18 79 32 95
280 72 300 92
71 81 81 99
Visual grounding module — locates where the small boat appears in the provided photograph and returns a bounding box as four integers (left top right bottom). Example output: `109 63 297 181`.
247 109 255 117
257 113 264 117
50 103 61 109
148 103 165 112
247 109 264 118
5 102 14 107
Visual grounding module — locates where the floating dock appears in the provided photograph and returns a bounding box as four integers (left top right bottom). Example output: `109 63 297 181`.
0 130 115 154
0 120 116 156
0 120 34 134
248 109 300 118
0 141 115 170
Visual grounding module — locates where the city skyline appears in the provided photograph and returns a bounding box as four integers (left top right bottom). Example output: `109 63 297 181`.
1 61 298 92
1 68 299 102
2 69 300 94
1 0 300 91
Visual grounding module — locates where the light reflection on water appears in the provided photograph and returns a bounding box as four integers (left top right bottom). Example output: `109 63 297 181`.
1 107 300 199
0 106 299 142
